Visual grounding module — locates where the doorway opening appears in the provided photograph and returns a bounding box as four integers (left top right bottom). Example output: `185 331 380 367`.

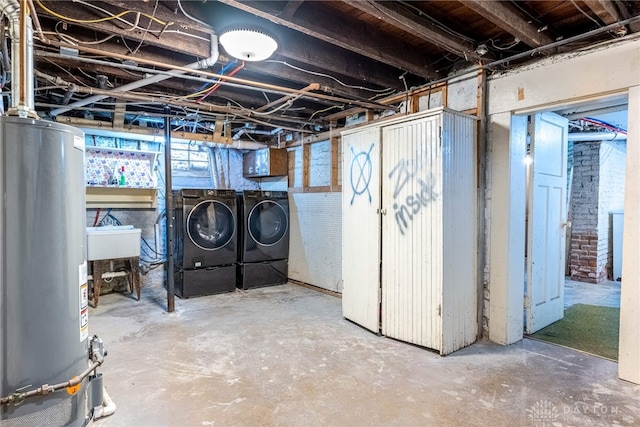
521 94 627 360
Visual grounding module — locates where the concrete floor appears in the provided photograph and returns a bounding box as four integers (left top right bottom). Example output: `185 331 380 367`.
565 278 622 308
91 283 640 427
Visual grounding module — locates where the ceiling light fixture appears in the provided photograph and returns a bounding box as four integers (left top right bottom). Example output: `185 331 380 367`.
219 28 278 62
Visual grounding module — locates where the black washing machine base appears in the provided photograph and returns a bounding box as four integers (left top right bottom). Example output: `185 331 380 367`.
174 265 236 298
237 259 288 290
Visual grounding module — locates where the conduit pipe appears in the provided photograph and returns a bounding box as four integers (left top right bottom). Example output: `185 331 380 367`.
49 34 220 117
568 132 627 141
0 0 34 114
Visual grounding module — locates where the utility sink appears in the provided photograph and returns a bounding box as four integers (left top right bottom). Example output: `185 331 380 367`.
86 226 141 261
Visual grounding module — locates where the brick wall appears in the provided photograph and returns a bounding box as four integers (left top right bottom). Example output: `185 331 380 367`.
568 140 626 283
569 141 601 282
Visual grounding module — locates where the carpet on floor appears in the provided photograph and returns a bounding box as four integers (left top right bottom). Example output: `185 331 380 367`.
529 303 620 360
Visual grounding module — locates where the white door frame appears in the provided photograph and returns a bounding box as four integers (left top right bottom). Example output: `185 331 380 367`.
486 39 640 384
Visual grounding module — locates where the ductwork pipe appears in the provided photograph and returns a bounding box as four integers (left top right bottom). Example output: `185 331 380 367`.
568 132 627 142
49 34 219 117
1 0 34 113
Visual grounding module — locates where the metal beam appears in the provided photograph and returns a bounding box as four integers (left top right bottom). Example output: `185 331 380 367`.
343 0 478 60
217 0 440 80
461 0 554 47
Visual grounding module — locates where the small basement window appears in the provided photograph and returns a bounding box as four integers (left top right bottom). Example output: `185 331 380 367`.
171 141 213 188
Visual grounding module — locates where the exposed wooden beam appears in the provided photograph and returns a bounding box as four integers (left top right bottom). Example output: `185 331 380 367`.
460 0 554 47
279 1 304 20
343 1 478 60
36 1 211 58
217 0 440 80
611 0 640 32
583 0 622 25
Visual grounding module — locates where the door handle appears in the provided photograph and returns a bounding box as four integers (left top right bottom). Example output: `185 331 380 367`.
376 208 387 215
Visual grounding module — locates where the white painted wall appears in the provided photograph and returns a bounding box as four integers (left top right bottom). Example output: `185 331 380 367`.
287 140 342 292
288 192 342 292
487 37 640 384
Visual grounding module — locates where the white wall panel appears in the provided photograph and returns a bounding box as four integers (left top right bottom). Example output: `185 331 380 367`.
288 192 342 292
310 140 332 187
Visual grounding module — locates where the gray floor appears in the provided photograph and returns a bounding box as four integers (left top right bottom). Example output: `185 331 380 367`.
92 283 639 427
564 278 622 308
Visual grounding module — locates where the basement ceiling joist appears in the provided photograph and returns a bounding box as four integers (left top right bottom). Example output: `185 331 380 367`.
22 0 640 144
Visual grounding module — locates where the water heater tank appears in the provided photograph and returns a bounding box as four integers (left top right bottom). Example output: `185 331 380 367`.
0 117 94 426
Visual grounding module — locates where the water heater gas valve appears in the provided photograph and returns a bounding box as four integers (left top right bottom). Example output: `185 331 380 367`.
89 335 107 364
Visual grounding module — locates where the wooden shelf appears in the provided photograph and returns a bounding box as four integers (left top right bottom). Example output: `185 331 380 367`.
86 187 158 209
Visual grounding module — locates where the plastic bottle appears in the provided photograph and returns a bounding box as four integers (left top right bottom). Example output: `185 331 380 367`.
119 165 126 186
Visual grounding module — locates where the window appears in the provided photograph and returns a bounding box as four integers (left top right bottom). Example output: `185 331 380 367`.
171 141 211 177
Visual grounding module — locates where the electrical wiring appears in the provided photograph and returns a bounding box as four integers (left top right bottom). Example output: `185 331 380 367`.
265 59 393 93
36 0 172 27
509 0 546 26
308 104 344 122
569 0 602 28
250 98 299 116
128 0 159 55
51 23 117 45
198 62 245 102
181 61 238 100
41 57 90 87
176 0 210 28
490 38 521 51
396 0 475 44
141 236 164 257
582 117 627 134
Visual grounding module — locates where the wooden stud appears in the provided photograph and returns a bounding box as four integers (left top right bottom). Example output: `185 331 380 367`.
302 142 310 188
330 136 339 187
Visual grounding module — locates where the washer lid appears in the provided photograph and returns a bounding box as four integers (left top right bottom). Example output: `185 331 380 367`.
187 200 235 250
248 200 288 246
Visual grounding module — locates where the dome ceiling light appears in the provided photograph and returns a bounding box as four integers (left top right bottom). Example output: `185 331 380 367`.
219 28 278 62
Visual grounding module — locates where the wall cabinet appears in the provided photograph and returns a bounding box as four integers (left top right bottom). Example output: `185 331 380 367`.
341 108 477 355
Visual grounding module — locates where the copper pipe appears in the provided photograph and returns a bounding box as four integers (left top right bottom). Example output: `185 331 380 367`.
19 0 26 106
26 0 46 44
41 39 396 112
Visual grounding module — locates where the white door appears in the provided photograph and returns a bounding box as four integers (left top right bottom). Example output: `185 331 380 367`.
380 116 443 350
341 127 381 333
526 112 569 333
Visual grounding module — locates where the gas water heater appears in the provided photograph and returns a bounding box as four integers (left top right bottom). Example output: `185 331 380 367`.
0 117 106 426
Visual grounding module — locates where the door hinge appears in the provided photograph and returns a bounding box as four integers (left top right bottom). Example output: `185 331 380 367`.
378 287 382 302
524 296 530 309
437 304 441 317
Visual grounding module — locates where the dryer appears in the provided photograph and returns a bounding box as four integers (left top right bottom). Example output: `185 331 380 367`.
237 190 290 289
174 189 237 298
